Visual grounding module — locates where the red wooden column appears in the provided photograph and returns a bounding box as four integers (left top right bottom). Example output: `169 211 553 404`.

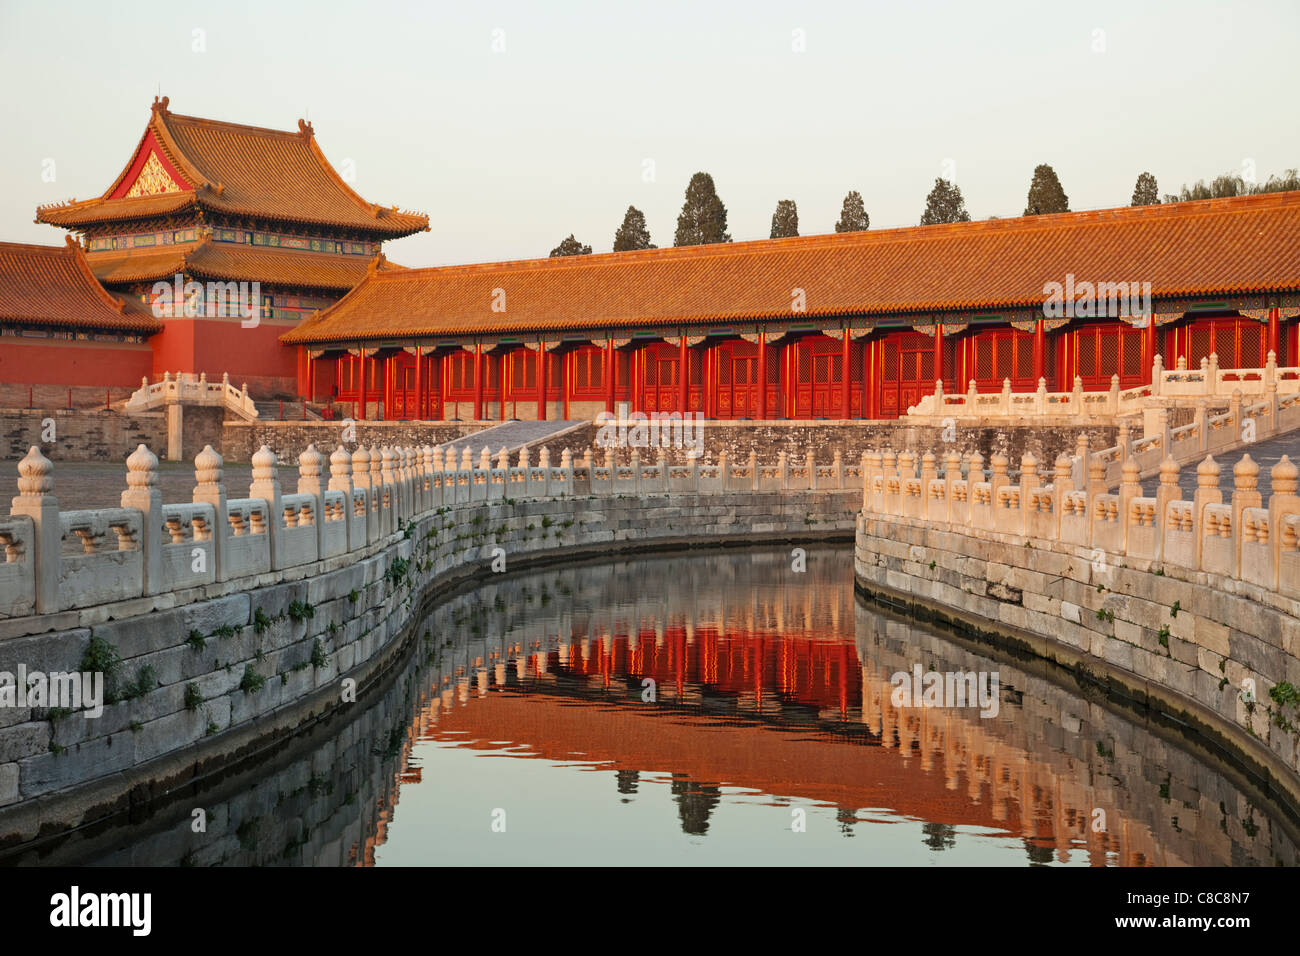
841 328 852 418
604 340 616 414
860 339 871 419
472 344 484 420
499 351 507 420
783 340 794 418
413 348 422 420
386 354 393 418
434 350 445 420
562 350 571 420
933 324 945 395
1144 318 1158 382
701 344 711 418
306 353 315 404
536 341 548 421
756 331 767 421
357 348 367 420
1268 307 1280 360
678 335 689 414
1033 320 1046 384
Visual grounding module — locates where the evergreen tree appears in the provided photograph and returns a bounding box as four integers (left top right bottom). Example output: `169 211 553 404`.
549 234 591 257
1023 164 1070 215
1131 172 1160 206
612 206 656 251
834 190 870 232
920 178 971 225
674 172 731 246
769 199 799 238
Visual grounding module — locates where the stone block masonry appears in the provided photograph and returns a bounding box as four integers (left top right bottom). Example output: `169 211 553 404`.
0 440 857 843
2 408 166 462
854 442 1300 814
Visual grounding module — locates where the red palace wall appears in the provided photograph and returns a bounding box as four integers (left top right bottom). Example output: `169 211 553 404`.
152 315 299 396
0 336 153 389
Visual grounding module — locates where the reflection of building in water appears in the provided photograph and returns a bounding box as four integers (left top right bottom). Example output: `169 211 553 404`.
671 774 724 836
25 552 1291 866
382 552 1296 866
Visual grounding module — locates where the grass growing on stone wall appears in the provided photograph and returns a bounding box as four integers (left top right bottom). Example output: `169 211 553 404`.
288 600 315 622
239 665 266 694
310 638 331 669
1268 682 1300 733
80 636 123 704
184 682 203 711
119 664 158 701
253 607 274 635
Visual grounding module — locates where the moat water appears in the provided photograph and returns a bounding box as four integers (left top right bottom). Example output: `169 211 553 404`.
8 546 1297 866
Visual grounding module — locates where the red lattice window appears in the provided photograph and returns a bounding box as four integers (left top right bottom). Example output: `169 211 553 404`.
572 347 603 393
1180 317 1266 370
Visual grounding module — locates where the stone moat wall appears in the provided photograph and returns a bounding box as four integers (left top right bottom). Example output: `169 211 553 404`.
854 513 1300 811
0 485 857 845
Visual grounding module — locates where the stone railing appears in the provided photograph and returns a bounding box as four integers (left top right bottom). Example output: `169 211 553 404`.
906 351 1300 424
0 443 862 628
123 371 259 421
859 446 1300 595
1087 377 1300 484
907 373 1151 422
856 443 1300 793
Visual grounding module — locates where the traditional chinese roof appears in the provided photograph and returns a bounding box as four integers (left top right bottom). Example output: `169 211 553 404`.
36 97 429 239
283 190 1300 345
0 238 161 332
87 236 403 292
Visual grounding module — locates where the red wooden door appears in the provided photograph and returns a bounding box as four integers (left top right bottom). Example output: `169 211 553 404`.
793 337 845 418
1069 322 1144 389
970 329 1036 392
878 332 934 419
717 341 760 418
1169 316 1265 370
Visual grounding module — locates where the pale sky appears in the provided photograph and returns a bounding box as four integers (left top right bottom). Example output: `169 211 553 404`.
1 0 1297 268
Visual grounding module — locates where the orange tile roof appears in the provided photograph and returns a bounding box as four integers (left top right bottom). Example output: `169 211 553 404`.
36 97 429 239
283 190 1300 345
87 236 397 291
0 238 161 333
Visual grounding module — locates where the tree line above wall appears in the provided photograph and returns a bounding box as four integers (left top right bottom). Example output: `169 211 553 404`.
546 164 1300 256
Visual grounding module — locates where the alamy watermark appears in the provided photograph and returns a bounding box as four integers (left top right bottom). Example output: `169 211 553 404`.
151 273 261 328
1042 274 1152 321
890 665 1000 718
594 411 704 459
0 666 104 718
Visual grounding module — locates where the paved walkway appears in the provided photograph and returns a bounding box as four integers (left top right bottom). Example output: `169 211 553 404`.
437 419 586 457
1172 431 1300 500
18 461 300 511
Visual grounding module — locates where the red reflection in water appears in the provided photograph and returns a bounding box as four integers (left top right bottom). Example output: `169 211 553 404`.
369 624 1186 867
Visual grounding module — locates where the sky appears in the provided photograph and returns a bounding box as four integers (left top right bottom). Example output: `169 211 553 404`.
0 0 1297 268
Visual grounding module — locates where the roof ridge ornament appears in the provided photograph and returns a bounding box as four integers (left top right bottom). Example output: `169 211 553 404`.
152 95 170 114
298 118 314 138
